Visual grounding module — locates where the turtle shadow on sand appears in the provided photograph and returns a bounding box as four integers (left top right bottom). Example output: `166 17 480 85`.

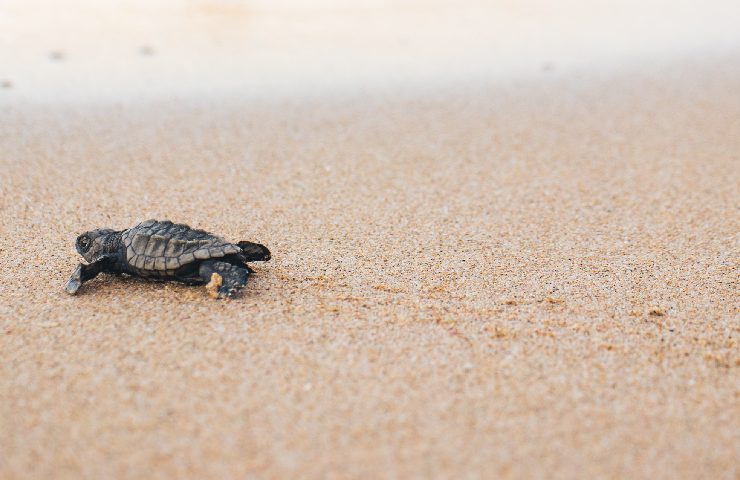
65 220 270 299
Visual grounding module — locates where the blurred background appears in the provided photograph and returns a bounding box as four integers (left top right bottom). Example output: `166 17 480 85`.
1 0 739 102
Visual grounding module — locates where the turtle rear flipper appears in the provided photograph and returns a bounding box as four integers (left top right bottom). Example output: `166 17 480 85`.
238 241 271 261
198 260 250 299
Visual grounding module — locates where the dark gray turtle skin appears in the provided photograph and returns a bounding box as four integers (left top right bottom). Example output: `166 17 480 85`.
65 220 271 298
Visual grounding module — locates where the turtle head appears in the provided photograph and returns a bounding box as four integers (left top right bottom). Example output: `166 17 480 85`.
76 229 120 263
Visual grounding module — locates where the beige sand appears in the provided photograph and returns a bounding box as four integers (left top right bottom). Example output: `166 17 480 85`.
1 56 739 478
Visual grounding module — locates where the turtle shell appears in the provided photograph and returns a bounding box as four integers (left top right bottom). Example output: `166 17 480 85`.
121 220 242 276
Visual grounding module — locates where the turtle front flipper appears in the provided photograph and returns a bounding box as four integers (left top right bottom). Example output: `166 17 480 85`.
65 257 115 295
65 264 85 294
198 260 250 299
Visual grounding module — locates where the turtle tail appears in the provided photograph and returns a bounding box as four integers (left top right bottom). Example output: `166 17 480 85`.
238 241 271 261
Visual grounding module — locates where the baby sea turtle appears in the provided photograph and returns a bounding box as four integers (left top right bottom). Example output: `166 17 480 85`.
65 220 270 299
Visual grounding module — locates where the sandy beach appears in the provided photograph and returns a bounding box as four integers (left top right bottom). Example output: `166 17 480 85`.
1 1 739 478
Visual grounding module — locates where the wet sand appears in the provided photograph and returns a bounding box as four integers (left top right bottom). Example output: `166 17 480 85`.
1 54 739 478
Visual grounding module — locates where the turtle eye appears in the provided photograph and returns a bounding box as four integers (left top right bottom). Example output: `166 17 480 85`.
77 235 92 252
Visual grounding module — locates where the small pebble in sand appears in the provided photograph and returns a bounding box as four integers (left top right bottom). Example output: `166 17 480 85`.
205 273 223 299
544 296 565 305
49 50 66 61
649 308 666 317
487 324 514 339
1 80 12 89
